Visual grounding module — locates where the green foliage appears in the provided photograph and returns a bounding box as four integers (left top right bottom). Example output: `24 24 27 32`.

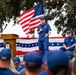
0 0 76 35
44 0 76 35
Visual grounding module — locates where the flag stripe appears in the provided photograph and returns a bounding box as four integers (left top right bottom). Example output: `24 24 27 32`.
19 14 33 25
30 17 40 22
30 24 39 28
23 27 29 32
24 29 30 34
29 16 40 30
18 8 34 19
18 12 35 22
18 8 35 35
22 24 29 30
30 24 39 30
18 2 44 35
30 21 40 26
29 19 40 24
30 26 38 30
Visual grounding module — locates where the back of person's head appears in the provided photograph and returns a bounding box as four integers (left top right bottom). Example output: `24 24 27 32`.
24 52 43 73
65 51 74 67
65 51 73 60
13 56 21 69
47 50 69 75
13 57 20 64
0 48 12 68
23 54 28 62
0 48 11 62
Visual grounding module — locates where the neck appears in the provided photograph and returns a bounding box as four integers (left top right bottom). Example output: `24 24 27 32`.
42 23 45 25
0 61 9 68
68 36 71 38
26 70 38 75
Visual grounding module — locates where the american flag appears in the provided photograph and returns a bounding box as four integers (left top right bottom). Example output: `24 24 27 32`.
18 1 44 35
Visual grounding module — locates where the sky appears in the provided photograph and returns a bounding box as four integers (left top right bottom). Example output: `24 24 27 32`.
2 19 62 38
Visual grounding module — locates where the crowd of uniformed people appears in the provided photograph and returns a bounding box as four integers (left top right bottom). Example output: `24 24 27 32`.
0 48 76 75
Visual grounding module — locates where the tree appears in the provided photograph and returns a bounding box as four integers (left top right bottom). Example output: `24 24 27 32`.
44 0 76 35
0 0 35 32
0 0 76 35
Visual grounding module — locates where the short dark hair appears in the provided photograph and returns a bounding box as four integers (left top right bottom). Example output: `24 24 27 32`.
49 65 68 75
26 62 41 73
66 30 73 35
